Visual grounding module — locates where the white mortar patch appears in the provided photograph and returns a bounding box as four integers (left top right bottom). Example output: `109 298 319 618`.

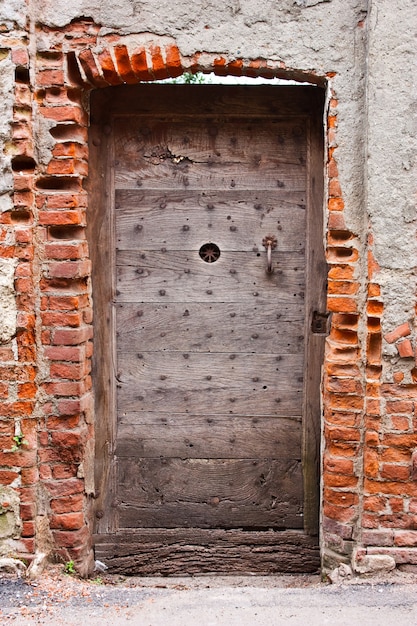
0 258 17 344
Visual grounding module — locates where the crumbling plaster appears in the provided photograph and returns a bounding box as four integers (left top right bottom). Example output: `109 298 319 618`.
0 52 15 215
35 0 369 229
0 259 17 345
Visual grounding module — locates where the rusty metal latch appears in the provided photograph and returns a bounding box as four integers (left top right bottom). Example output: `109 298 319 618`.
262 235 277 274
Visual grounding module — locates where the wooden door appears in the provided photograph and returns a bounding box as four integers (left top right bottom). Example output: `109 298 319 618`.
89 85 326 574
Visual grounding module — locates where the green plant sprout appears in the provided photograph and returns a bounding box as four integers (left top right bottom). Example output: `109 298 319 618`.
64 560 76 575
11 433 28 452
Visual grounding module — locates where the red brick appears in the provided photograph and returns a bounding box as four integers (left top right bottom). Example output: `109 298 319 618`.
323 457 354 475
78 49 109 88
50 362 85 380
47 415 80 429
328 211 346 230
364 479 417 496
213 56 228 76
51 327 92 345
323 472 358 488
38 210 84 226
130 47 152 81
37 69 65 86
44 242 85 260
50 494 84 514
39 463 53 480
327 158 339 178
329 179 342 197
326 377 362 394
47 260 91 279
165 45 183 78
52 526 89 549
52 464 78 479
363 495 387 513
390 415 410 431
328 197 344 211
0 469 20 485
57 395 90 416
42 312 82 327
393 371 405 383
44 478 84 498
47 295 87 310
323 410 361 427
39 105 86 125
397 338 414 358
394 530 417 547
114 45 137 84
381 447 411 463
150 45 169 80
327 296 358 314
368 283 381 298
381 463 410 481
383 433 417 449
44 346 84 362
18 382 37 399
323 503 357 523
42 193 82 210
43 380 86 396
12 48 29 66
324 488 358 507
362 529 394 546
21 466 39 485
384 322 412 344
328 394 363 411
326 442 360 458
20 502 36 520
52 143 89 159
20 538 35 554
227 59 244 77
21 521 36 537
97 48 123 85
328 281 358 295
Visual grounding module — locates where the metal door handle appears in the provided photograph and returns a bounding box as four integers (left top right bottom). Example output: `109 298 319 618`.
262 235 277 274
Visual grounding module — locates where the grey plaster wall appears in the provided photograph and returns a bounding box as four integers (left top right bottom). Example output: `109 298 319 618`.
0 0 27 30
366 0 417 371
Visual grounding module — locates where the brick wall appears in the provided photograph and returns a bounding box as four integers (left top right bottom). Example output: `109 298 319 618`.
0 16 416 575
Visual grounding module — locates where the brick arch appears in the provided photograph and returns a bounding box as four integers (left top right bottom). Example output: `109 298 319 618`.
25 27 363 574
68 41 326 88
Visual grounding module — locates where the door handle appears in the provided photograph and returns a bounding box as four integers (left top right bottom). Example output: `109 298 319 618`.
262 235 277 274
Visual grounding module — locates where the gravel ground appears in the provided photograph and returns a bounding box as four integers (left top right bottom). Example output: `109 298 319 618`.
1 567 417 625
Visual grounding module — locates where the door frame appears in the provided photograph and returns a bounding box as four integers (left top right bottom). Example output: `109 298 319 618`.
87 83 326 559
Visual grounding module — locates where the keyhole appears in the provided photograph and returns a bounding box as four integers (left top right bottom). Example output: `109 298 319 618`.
199 243 221 263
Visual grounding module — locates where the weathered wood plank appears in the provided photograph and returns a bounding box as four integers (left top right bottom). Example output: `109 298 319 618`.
93 83 324 119
115 161 306 191
116 414 301 459
115 189 306 252
115 302 304 353
117 458 303 528
94 528 320 574
302 89 327 535
114 117 307 190
114 117 306 163
115 251 305 304
116 352 303 416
